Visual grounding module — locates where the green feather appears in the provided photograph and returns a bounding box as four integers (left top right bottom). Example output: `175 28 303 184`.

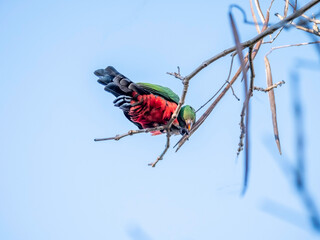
181 105 196 120
137 82 180 104
178 105 196 127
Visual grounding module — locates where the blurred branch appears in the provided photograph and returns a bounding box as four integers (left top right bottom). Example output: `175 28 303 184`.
230 11 251 195
229 4 270 27
290 70 320 230
286 0 320 24
264 56 282 155
275 13 320 36
261 198 311 231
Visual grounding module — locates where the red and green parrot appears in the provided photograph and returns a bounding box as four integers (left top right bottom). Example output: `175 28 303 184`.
94 66 196 135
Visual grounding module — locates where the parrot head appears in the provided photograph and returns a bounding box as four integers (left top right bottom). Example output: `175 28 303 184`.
178 105 196 134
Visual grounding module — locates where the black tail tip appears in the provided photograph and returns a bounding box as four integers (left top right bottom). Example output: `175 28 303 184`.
94 69 106 77
105 66 120 76
94 66 119 77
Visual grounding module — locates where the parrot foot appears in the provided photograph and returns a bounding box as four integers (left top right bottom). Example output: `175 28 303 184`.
179 128 189 135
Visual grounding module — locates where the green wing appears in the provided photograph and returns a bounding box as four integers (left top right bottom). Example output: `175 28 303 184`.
136 82 180 104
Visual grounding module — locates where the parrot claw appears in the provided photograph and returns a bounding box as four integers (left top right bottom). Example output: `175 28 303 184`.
179 128 189 136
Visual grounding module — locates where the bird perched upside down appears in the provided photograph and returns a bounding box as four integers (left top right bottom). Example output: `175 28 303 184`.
94 66 196 135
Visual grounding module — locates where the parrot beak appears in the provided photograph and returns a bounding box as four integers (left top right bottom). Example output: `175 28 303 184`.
186 119 193 131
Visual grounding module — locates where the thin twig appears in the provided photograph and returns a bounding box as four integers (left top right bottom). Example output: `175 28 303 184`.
237 104 246 155
254 0 266 23
286 0 320 24
148 132 171 167
248 46 256 93
263 27 285 44
196 82 228 114
294 0 298 11
231 12 249 170
226 54 241 101
284 0 290 18
263 0 287 44
303 14 320 24
254 80 285 92
237 26 257 157
94 126 166 142
166 66 184 80
275 13 320 36
250 0 261 33
266 41 320 56
195 54 239 114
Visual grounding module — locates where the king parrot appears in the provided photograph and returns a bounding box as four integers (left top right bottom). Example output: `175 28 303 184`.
94 66 196 135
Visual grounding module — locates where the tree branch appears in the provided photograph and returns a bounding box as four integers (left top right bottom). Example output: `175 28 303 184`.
254 80 285 92
183 0 320 83
148 132 171 167
94 126 166 142
175 0 319 152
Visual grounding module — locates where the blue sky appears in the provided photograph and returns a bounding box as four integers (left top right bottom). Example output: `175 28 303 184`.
1 0 320 239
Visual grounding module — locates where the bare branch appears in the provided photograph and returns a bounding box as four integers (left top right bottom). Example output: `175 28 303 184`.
94 126 166 142
254 80 286 92
230 10 251 195
226 54 241 101
263 27 285 44
195 54 239 114
284 0 290 18
275 13 320 36
237 103 246 156
176 13 270 152
254 0 266 23
248 47 256 93
166 66 184 80
250 0 261 33
286 0 320 24
266 41 320 56
148 132 171 167
237 46 255 157
303 14 320 24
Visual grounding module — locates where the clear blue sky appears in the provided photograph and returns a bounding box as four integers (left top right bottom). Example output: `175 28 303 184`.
1 0 320 239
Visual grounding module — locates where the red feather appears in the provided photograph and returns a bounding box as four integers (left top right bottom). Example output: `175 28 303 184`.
128 93 179 133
